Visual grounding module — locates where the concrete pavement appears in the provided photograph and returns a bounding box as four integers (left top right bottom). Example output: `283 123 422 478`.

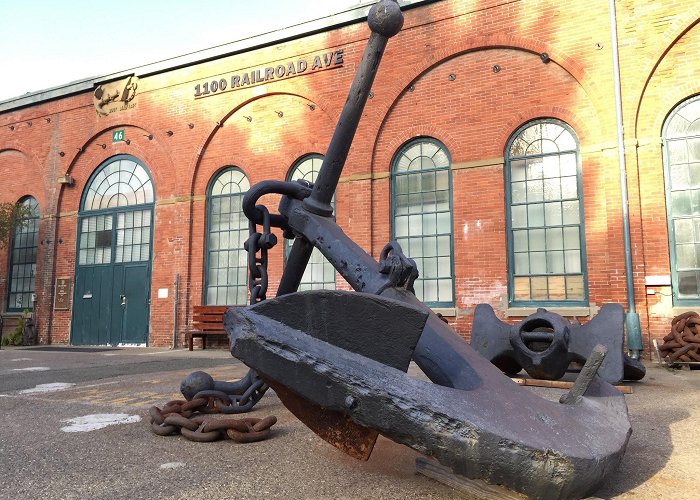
1 345 698 499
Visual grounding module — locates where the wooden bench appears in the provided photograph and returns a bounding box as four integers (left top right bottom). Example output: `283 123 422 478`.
186 305 233 351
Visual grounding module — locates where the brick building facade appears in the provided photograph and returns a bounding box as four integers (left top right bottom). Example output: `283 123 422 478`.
1 0 699 358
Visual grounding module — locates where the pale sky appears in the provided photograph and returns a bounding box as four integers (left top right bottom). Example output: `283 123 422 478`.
0 0 366 102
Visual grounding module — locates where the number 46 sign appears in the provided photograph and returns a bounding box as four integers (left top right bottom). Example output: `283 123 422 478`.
112 129 125 143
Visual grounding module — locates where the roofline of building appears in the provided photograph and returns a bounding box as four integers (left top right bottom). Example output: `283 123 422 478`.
0 0 435 114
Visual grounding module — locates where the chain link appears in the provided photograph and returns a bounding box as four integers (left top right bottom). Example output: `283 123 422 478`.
148 398 277 443
245 204 277 305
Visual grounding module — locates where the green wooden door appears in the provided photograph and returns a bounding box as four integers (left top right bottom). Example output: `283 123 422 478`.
71 156 154 346
119 263 150 344
72 262 150 345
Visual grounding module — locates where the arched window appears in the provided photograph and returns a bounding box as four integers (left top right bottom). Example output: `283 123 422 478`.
7 196 39 311
78 156 154 265
663 95 700 304
505 120 587 305
286 154 336 290
391 138 454 306
206 167 250 305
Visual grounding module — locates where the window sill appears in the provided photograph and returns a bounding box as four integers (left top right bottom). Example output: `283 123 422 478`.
671 307 700 316
431 307 456 317
505 306 592 318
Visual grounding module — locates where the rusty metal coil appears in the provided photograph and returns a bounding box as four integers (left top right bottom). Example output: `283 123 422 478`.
659 311 700 362
148 399 277 443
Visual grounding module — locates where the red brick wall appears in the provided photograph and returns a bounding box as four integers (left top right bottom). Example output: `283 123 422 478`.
1 0 699 356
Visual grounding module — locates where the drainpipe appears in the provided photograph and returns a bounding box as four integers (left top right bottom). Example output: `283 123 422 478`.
173 273 179 349
609 0 643 358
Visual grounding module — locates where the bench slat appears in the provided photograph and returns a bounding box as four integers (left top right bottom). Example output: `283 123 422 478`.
192 324 226 331
193 305 229 314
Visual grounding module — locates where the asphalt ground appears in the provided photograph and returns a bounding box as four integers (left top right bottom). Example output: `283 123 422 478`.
0 345 698 500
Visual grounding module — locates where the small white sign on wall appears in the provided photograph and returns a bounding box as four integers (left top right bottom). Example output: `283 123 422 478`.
157 288 169 299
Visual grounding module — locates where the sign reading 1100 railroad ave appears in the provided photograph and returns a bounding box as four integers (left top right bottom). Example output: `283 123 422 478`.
194 49 344 98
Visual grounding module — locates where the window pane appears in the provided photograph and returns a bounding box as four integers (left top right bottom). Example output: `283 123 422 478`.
512 205 527 228
547 251 565 273
513 230 528 252
565 250 582 273
678 271 700 297
513 277 531 301
671 191 692 216
527 180 544 203
670 162 689 189
512 181 526 204
676 244 697 269
562 201 580 224
543 177 561 201
561 177 578 199
530 276 548 299
527 204 545 226
530 252 546 274
548 276 566 300
546 227 564 250
668 142 688 166
511 159 526 181
514 253 529 274
544 203 562 226
528 229 545 251
566 275 585 300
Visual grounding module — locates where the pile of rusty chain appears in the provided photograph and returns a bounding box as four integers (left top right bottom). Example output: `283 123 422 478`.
149 395 277 443
658 311 700 363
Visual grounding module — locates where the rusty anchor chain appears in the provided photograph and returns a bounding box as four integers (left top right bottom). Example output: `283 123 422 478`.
658 311 700 363
148 397 277 443
189 372 269 414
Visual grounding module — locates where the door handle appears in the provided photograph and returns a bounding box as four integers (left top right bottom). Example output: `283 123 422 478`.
120 294 127 306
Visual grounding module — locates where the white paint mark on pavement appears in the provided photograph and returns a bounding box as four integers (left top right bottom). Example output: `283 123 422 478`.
10 358 34 362
160 462 186 470
61 413 141 433
12 366 50 372
19 383 76 394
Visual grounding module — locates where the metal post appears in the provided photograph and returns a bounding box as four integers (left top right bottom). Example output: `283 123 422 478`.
173 273 179 349
609 0 643 357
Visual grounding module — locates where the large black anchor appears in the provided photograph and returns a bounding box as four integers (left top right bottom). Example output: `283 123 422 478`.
226 1 632 498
